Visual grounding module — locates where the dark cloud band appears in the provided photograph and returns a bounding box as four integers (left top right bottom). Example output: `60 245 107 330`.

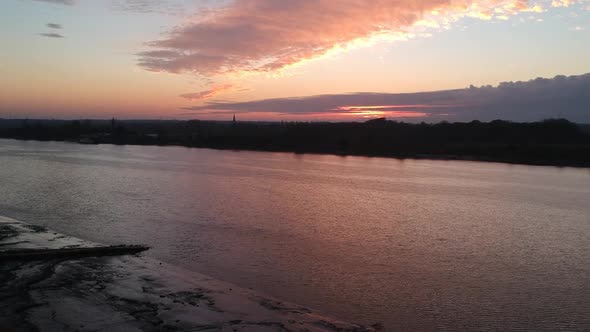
186 74 590 122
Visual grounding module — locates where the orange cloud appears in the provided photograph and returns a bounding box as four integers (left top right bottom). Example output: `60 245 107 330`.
138 0 560 77
334 105 447 118
179 84 235 101
335 105 458 111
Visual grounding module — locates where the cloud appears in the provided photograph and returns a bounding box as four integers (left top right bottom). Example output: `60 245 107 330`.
46 23 63 29
111 0 224 16
551 0 575 7
180 84 235 101
111 0 188 15
39 32 65 38
185 73 590 122
32 0 75 5
138 0 568 77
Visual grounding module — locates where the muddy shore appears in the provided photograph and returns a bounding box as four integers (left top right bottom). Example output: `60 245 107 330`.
0 216 378 332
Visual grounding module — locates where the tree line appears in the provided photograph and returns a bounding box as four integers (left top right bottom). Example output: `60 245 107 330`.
1 118 589 167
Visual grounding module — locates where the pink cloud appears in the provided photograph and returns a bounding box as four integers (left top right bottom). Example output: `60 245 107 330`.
138 0 554 77
179 84 235 101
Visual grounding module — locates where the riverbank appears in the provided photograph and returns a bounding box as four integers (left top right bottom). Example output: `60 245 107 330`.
3 136 590 168
0 216 378 332
2 118 589 168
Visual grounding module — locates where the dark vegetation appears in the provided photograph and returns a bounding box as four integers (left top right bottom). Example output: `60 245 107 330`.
1 118 589 167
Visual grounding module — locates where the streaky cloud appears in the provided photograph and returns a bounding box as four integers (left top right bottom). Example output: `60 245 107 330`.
185 74 590 123
39 32 65 38
111 0 193 16
32 0 75 5
180 84 235 101
46 23 63 29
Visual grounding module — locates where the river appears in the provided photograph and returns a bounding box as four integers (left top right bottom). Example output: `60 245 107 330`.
1 139 589 330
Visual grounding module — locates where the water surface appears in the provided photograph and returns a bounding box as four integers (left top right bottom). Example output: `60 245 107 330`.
1 139 589 330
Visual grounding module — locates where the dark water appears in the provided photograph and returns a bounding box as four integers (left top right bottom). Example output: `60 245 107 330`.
1 139 589 331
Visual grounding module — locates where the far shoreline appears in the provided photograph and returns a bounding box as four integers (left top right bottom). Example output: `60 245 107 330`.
2 136 590 169
2 118 589 168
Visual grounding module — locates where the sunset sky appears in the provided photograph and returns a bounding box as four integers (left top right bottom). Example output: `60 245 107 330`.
1 0 589 121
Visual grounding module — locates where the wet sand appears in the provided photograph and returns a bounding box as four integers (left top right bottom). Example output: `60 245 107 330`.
0 216 377 332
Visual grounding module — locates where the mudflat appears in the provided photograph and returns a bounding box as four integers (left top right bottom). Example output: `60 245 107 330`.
0 216 377 332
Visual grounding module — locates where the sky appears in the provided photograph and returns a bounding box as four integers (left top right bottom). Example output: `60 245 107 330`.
0 0 589 122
